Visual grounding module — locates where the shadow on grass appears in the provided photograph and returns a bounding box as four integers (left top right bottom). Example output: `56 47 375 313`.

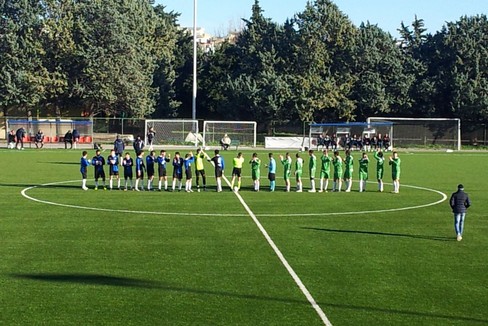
0 183 80 190
10 273 486 324
39 161 78 165
322 302 488 324
10 273 308 305
302 227 455 242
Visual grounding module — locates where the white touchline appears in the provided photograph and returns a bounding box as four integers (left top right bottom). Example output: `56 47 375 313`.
221 175 333 326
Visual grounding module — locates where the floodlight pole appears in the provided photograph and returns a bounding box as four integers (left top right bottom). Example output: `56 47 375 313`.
192 0 197 120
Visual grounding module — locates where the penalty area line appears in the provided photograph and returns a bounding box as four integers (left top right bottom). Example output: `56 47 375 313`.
222 175 333 326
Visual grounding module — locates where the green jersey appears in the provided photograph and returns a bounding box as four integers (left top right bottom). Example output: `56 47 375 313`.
373 151 384 171
389 157 401 178
295 158 303 173
333 156 343 178
281 157 292 180
344 154 353 178
359 157 369 174
309 155 317 170
320 155 331 172
250 158 261 180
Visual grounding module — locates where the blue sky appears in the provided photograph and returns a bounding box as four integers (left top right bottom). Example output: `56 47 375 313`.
157 0 486 38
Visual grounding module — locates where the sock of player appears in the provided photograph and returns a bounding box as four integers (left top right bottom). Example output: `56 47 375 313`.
319 179 324 191
231 179 234 188
270 180 275 191
256 180 260 191
359 180 363 192
188 181 192 191
125 179 128 189
164 180 168 190
332 181 336 191
237 180 241 190
95 181 98 188
338 180 342 191
135 179 139 190
117 178 121 189
147 179 152 190
203 176 206 188
217 178 222 191
109 179 113 189
347 180 352 191
324 179 329 191
178 180 182 190
172 179 176 190
82 179 86 188
158 180 162 190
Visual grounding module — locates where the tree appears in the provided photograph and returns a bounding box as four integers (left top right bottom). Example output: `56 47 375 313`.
0 0 47 116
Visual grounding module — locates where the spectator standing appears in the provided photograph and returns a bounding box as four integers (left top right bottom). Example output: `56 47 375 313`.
133 136 145 155
450 184 471 241
64 130 73 149
15 127 26 150
72 129 80 149
114 135 125 163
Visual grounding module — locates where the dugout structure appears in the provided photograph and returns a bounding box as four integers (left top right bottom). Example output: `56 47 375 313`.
6 118 93 143
308 122 393 149
367 117 461 150
145 119 199 147
203 121 257 148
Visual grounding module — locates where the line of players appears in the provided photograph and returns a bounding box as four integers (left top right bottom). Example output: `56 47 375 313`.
79 147 401 193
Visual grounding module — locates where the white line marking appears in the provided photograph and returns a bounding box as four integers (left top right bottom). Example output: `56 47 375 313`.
20 180 247 217
221 175 333 326
258 183 448 217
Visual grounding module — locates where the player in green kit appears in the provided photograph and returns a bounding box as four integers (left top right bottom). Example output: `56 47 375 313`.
230 152 245 191
249 153 261 191
358 152 369 192
344 150 354 192
280 153 292 192
373 149 385 192
319 149 331 192
308 150 317 192
389 151 401 193
332 151 343 192
295 153 303 192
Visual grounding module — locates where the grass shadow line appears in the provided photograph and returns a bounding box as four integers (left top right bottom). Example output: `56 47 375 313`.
302 227 455 242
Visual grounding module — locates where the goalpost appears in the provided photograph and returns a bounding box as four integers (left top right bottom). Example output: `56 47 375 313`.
367 117 461 150
145 119 199 147
203 121 257 148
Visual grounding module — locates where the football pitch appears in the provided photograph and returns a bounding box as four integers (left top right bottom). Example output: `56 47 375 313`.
0 148 487 325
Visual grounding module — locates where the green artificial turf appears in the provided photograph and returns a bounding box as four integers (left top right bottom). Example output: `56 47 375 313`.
0 148 487 325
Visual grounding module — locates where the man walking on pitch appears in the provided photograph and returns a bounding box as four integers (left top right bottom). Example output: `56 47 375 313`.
230 152 245 191
450 184 471 241
308 150 317 192
319 149 331 192
389 151 401 193
210 149 225 192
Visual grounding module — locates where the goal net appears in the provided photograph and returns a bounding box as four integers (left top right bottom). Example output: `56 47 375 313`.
145 119 199 147
308 122 393 150
367 117 461 150
203 121 257 148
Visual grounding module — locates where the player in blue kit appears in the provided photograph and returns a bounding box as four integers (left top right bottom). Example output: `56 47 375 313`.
172 152 184 191
266 153 276 192
80 151 90 190
210 149 225 192
135 150 145 191
91 149 106 190
146 150 156 191
157 150 171 191
184 152 195 192
122 152 134 191
108 149 120 190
